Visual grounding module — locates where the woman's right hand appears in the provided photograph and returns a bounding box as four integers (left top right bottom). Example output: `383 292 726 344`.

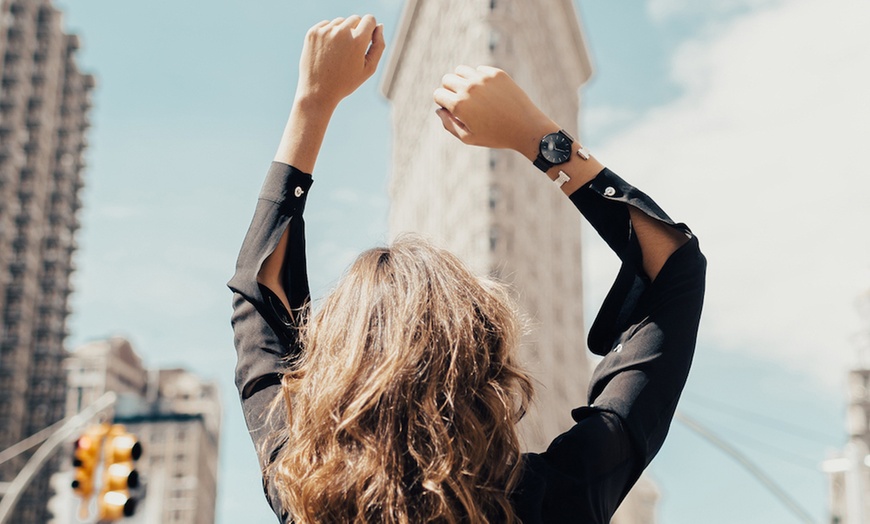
296 15 385 111
434 66 557 160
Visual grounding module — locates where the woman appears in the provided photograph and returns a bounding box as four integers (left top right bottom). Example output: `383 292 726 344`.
229 14 706 524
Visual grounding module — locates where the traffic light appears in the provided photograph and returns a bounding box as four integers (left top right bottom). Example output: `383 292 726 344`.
71 425 105 519
97 425 142 521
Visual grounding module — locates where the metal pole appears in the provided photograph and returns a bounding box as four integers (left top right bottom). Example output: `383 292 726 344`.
0 415 73 467
676 411 817 524
0 392 116 524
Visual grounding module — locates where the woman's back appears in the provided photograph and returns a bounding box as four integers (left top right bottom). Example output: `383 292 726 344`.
229 15 705 523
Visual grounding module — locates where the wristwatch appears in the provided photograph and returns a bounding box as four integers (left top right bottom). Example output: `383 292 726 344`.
534 129 574 172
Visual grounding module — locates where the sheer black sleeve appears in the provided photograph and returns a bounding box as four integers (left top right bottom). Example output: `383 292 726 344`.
227 162 313 521
517 168 706 522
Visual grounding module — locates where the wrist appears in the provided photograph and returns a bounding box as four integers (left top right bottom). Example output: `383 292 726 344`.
274 96 335 172
514 118 561 162
292 90 340 116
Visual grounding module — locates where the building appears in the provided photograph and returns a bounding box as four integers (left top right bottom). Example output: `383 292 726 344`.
824 293 870 523
382 0 591 458
115 369 221 524
52 339 221 524
64 337 148 418
824 366 870 523
381 0 656 520
0 0 94 521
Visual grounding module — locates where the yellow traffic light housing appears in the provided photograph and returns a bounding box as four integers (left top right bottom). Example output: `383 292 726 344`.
97 425 142 521
71 425 106 519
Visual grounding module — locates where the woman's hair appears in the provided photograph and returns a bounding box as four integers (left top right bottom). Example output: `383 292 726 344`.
266 235 534 523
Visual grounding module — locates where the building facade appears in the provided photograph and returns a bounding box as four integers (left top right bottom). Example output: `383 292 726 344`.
381 1 657 520
382 0 592 456
64 337 148 418
0 0 94 521
53 340 221 524
824 367 870 523
116 369 221 524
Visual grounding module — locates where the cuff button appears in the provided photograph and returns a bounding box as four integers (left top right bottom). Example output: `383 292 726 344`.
604 187 616 197
294 186 304 198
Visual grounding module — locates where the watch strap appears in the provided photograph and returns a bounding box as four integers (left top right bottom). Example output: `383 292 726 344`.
533 155 553 172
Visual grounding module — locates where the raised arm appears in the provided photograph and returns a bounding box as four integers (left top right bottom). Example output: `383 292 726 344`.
434 66 686 281
228 17 385 510
261 15 385 312
435 67 706 520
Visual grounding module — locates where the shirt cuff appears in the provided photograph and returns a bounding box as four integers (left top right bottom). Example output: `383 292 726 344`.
259 161 314 216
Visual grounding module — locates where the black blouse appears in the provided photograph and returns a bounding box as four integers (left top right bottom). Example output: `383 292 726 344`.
229 162 706 524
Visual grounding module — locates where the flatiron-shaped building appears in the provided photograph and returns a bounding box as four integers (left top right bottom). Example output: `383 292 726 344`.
381 1 658 520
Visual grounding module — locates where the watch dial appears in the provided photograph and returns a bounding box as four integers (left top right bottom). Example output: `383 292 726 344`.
541 133 573 164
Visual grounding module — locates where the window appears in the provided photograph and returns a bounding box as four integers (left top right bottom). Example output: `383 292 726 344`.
489 226 499 252
488 186 499 210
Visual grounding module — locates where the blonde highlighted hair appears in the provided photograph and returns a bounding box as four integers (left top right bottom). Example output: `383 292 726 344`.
267 236 534 523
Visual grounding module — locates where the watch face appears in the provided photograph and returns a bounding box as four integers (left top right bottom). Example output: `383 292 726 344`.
540 132 573 164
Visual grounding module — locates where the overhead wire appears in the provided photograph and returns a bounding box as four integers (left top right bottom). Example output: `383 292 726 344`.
676 408 823 472
682 391 841 445
675 411 817 524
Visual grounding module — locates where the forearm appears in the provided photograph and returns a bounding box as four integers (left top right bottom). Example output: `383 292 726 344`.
273 96 336 171
228 162 313 398
262 14 384 307
259 98 334 311
513 121 604 195
433 67 686 280
513 131 686 281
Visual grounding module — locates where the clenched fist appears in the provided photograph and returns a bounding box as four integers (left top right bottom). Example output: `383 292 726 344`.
296 15 385 110
434 66 556 159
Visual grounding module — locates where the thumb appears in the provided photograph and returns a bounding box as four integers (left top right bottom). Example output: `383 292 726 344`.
365 24 386 73
436 108 470 142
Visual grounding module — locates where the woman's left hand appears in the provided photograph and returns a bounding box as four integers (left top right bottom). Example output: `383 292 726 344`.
434 66 555 158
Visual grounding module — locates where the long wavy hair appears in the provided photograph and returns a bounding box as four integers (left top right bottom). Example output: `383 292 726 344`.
266 236 534 523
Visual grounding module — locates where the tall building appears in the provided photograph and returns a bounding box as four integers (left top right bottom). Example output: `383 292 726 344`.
0 0 94 521
382 0 591 457
381 1 656 520
54 339 222 524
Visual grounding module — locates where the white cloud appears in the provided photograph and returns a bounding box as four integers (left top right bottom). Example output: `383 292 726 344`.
581 105 638 142
587 0 870 385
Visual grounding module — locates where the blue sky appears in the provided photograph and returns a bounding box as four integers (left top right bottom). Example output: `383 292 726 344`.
55 0 870 522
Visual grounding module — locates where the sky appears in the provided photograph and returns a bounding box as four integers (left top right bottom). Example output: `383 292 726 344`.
52 0 870 522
